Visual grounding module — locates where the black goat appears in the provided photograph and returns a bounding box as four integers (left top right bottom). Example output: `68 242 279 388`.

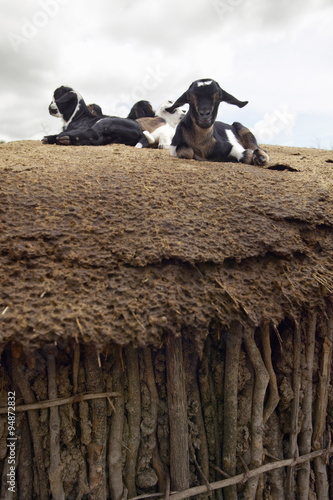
87 103 104 117
127 100 155 120
42 86 149 147
165 79 269 166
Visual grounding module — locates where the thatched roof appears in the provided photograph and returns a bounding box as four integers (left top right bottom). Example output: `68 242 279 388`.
1 140 333 349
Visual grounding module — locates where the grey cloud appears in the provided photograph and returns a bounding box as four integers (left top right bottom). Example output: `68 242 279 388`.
0 0 332 147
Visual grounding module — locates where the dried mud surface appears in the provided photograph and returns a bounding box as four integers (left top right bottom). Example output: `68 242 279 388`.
1 140 333 349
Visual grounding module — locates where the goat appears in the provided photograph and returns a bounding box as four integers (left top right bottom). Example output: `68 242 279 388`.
127 100 155 120
88 103 104 117
42 86 149 147
165 79 269 166
135 100 186 148
88 101 155 120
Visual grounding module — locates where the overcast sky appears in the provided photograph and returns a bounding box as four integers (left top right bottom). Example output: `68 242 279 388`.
1 0 332 149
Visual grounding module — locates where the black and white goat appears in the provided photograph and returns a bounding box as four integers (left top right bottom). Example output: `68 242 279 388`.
42 86 150 147
165 79 269 166
135 100 186 148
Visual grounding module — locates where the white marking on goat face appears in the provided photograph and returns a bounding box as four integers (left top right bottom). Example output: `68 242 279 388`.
226 129 245 161
197 80 213 87
49 98 62 118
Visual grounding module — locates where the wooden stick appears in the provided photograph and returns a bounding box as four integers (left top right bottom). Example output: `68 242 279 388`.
124 345 141 498
84 344 107 500
11 346 49 500
17 415 33 498
143 347 166 492
108 346 126 500
205 335 222 498
130 494 164 500
0 391 119 414
166 448 333 500
46 347 65 500
312 307 333 500
297 311 316 499
222 321 243 500
260 320 280 424
212 465 231 479
243 328 270 500
264 413 285 499
166 334 190 491
286 320 301 500
184 342 210 487
72 343 80 395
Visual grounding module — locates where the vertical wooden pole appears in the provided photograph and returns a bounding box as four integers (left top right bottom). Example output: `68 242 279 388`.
222 321 243 500
286 321 301 500
46 347 65 500
166 334 190 492
108 346 126 500
124 345 141 498
84 344 107 500
297 311 316 499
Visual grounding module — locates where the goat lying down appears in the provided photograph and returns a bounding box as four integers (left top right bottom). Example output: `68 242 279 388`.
135 100 186 148
127 100 155 120
165 79 269 166
42 86 150 147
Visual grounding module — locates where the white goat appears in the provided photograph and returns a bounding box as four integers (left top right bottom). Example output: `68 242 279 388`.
135 100 186 149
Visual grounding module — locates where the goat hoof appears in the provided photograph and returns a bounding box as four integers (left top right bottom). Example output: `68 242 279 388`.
41 137 49 144
253 148 270 167
58 135 72 146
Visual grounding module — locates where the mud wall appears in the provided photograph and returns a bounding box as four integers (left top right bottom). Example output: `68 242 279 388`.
1 309 332 500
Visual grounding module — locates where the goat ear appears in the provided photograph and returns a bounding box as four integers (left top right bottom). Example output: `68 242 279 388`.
56 90 76 105
220 89 248 108
165 91 189 113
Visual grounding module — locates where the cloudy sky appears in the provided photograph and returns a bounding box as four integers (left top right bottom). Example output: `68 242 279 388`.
1 0 332 149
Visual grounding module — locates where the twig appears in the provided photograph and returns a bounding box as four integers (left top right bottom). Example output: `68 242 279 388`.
286 320 301 500
297 311 316 497
143 347 167 492
108 346 126 500
124 345 141 498
0 391 119 414
11 347 49 500
212 465 231 479
190 446 212 492
243 328 270 499
166 334 190 491
312 307 333 499
130 494 164 500
222 321 243 500
46 347 65 500
165 447 333 500
84 344 107 500
239 455 250 484
260 320 280 423
165 472 171 500
72 343 80 394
